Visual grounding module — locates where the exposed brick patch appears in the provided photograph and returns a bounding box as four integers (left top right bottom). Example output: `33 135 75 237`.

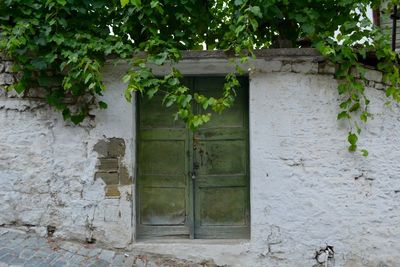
93 138 132 198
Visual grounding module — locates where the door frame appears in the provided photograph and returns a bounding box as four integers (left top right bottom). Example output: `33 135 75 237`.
134 75 250 240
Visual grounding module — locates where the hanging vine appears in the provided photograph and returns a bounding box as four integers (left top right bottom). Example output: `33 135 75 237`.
1 0 399 154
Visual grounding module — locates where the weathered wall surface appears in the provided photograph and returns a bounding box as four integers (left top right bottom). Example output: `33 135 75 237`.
0 50 399 266
0 53 135 248
249 69 400 267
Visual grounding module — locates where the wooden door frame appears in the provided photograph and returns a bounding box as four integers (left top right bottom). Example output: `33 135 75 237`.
135 75 250 240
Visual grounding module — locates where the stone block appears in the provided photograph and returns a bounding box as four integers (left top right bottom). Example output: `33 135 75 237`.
98 158 119 171
291 62 318 74
108 138 125 157
0 73 15 85
105 185 120 198
95 172 119 185
119 165 131 185
5 62 14 73
374 83 385 90
94 138 125 157
318 62 336 74
0 63 4 73
25 87 47 99
281 63 292 72
365 69 382 83
350 66 361 78
254 60 282 72
93 140 108 157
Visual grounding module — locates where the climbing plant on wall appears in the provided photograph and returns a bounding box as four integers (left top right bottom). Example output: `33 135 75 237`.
0 0 399 154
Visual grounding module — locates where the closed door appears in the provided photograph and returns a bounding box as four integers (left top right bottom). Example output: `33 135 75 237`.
136 76 249 239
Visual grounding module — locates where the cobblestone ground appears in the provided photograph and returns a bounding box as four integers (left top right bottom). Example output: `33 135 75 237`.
0 228 134 267
0 228 222 267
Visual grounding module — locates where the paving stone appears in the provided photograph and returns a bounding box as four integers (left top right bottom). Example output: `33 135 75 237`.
7 237 27 249
67 254 86 266
79 257 99 266
59 242 81 254
52 258 68 267
0 229 141 267
9 257 26 266
1 232 21 241
46 251 63 263
0 229 9 236
23 257 51 267
98 249 115 263
0 248 14 259
111 254 125 266
122 255 135 267
0 253 16 264
57 251 74 263
74 246 92 257
19 249 36 260
86 248 102 258
23 237 46 249
89 259 110 267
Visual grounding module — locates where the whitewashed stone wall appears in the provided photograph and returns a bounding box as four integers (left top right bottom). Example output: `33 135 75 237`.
0 52 135 248
0 50 399 266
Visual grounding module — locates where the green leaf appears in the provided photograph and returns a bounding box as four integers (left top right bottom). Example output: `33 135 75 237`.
348 102 360 112
57 0 67 6
31 58 47 70
361 149 368 157
99 101 108 109
71 114 85 124
131 0 141 7
147 87 158 99
124 89 132 102
84 73 93 84
121 0 129 7
337 111 350 120
348 144 357 152
347 132 358 152
360 111 368 122
248 6 262 18
234 0 243 6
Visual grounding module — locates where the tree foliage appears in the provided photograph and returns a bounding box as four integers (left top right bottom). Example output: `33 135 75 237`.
0 0 399 153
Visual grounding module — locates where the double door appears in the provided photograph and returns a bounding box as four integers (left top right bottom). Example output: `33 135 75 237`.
136 76 249 239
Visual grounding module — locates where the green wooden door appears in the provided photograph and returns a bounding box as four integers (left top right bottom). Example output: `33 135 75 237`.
137 91 191 239
137 77 249 239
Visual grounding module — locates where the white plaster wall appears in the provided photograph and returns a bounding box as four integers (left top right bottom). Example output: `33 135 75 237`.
248 71 400 266
1 56 400 266
0 64 135 248
127 65 400 267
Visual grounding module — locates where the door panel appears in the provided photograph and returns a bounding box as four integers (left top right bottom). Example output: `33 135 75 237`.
140 187 186 225
137 93 190 239
199 187 247 225
196 140 246 176
137 77 249 239
193 77 250 239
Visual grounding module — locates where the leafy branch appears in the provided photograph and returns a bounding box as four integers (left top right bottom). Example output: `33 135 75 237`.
1 0 400 155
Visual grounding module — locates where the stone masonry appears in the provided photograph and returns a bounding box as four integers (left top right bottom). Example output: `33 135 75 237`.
94 138 132 198
1 49 400 266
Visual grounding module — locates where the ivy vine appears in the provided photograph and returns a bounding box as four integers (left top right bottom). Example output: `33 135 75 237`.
1 0 399 154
